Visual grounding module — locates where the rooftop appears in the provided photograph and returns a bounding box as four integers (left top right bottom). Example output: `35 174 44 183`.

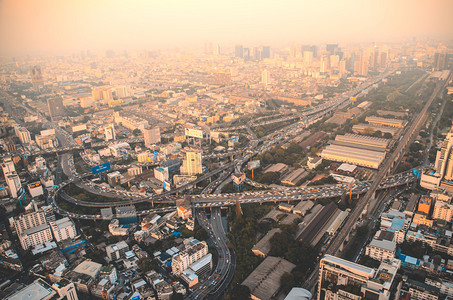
7 279 56 300
242 256 296 300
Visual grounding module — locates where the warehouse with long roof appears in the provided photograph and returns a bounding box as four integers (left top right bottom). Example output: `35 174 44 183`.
320 134 390 169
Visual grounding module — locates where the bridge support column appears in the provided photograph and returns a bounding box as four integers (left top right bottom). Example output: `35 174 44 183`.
345 232 350 243
339 242 344 252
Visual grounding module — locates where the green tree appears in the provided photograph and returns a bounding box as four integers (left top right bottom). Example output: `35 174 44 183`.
228 284 251 300
132 128 142 136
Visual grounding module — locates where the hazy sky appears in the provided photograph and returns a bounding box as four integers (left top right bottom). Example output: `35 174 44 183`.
1 0 452 55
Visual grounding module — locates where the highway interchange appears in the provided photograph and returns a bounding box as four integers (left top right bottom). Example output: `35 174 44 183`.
39 66 440 298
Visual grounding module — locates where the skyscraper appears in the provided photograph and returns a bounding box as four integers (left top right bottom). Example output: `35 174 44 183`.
47 96 65 121
143 126 160 147
181 148 202 176
434 51 448 71
235 45 244 58
435 125 453 178
31 65 43 90
261 46 270 59
2 157 22 199
303 51 313 66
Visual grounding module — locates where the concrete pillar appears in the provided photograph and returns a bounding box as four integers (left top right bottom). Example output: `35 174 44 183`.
339 242 344 252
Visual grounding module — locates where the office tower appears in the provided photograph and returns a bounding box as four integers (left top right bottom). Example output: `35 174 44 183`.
181 148 202 176
434 51 448 70
326 44 338 55
330 55 340 68
16 127 31 144
261 70 271 85
214 44 220 55
304 51 313 66
318 255 400 300
243 48 250 61
360 58 369 76
235 45 244 58
47 96 65 121
262 46 270 59
320 55 329 73
104 124 116 142
2 156 16 174
339 60 347 75
2 157 22 198
310 45 318 58
143 126 161 147
252 47 262 61
435 126 453 177
31 65 43 89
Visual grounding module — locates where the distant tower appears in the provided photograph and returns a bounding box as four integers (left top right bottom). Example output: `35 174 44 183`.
31 66 43 90
235 45 244 58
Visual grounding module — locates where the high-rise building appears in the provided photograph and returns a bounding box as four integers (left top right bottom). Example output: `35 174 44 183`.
172 240 209 275
16 127 31 144
31 65 43 89
47 96 65 121
6 173 22 198
14 210 47 234
50 217 77 242
330 55 340 68
318 255 400 300
433 51 448 71
261 70 271 85
326 44 338 55
262 46 271 59
435 126 453 177
181 148 202 176
320 55 329 73
304 51 313 66
2 157 22 198
235 45 244 58
2 157 16 174
143 126 161 147
104 124 116 142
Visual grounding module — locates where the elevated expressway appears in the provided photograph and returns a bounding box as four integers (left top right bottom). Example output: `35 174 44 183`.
301 70 453 293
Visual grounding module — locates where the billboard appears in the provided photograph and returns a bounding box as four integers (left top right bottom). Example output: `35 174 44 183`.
232 173 246 185
247 160 261 170
92 162 111 174
163 180 171 191
185 127 203 139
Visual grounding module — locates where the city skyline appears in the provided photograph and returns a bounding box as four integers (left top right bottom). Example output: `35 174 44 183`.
1 0 453 55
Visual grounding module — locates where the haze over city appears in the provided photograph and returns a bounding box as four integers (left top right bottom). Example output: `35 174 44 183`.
1 0 453 54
